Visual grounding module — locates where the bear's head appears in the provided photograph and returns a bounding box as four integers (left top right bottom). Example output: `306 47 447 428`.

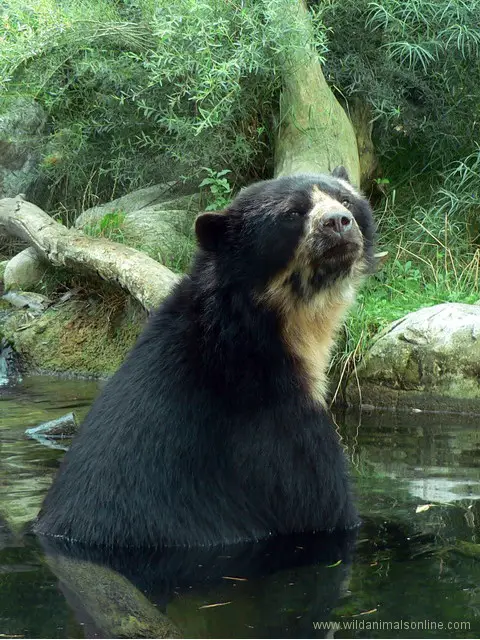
195 169 376 403
195 168 375 304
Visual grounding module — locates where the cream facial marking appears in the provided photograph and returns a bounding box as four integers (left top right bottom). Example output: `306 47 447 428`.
281 279 358 406
259 185 367 406
308 185 361 235
337 178 360 199
311 185 343 211
311 185 349 214
260 267 364 407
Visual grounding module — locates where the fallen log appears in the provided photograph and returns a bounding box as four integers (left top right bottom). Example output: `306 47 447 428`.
0 195 179 310
44 551 182 638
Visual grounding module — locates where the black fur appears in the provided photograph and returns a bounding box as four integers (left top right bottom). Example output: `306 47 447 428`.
35 172 375 548
331 165 350 182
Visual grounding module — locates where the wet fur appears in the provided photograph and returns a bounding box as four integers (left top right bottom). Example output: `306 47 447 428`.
35 172 375 548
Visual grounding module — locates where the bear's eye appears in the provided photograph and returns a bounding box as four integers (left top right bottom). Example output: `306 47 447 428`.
341 199 351 209
285 209 306 220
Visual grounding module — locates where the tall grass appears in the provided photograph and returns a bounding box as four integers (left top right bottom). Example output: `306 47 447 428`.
320 0 480 173
331 153 480 387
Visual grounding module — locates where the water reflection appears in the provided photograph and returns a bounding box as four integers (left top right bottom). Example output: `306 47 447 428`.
342 408 480 504
0 376 479 638
38 532 355 638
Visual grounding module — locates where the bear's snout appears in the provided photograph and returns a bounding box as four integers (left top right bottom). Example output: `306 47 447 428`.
308 208 363 258
321 211 353 237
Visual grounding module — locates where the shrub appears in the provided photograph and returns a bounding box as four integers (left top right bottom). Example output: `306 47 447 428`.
0 0 327 211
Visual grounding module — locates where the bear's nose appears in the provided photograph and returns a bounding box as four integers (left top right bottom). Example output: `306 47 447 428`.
321 211 353 237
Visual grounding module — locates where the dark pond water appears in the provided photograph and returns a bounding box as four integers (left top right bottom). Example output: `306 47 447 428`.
1 375 479 638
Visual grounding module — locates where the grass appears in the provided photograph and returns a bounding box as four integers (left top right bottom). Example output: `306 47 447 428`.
331 180 480 393
83 210 127 243
157 237 195 274
82 208 196 274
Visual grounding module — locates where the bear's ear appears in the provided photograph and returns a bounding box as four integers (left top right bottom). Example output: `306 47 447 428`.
331 165 350 183
195 212 228 252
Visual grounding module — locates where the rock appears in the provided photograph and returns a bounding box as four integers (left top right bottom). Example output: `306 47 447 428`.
1 295 146 378
75 184 201 229
115 208 196 264
0 98 46 198
25 412 78 438
3 291 50 312
80 205 197 268
348 303 480 412
0 338 22 386
3 247 48 291
74 185 200 269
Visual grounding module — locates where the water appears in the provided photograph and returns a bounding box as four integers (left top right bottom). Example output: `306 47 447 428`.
1 375 479 638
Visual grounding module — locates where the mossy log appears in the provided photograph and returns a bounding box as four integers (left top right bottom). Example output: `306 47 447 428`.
0 195 179 310
274 0 360 186
46 553 182 638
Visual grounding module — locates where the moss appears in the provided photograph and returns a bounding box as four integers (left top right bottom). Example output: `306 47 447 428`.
454 540 480 559
0 298 12 312
3 292 145 378
46 554 181 638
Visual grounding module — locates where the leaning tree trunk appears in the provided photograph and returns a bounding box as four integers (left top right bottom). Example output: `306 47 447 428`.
0 195 178 310
273 0 360 186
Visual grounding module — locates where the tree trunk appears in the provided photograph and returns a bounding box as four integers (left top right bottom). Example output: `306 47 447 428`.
0 195 178 310
273 0 360 186
349 98 378 190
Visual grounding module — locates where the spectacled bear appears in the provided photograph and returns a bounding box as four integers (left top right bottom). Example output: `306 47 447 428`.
35 168 375 548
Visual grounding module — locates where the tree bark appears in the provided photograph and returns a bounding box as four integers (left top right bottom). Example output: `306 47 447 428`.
0 195 178 310
349 98 378 190
273 0 360 186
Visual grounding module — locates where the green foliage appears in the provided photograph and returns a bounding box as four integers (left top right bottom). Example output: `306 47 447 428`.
84 211 126 242
435 149 480 246
309 0 480 378
199 168 233 211
0 0 326 211
331 158 480 380
318 0 480 172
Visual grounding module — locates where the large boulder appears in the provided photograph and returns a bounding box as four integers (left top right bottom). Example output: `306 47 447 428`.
108 208 196 266
3 247 48 291
0 98 46 198
75 184 201 229
348 303 480 412
75 185 201 268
